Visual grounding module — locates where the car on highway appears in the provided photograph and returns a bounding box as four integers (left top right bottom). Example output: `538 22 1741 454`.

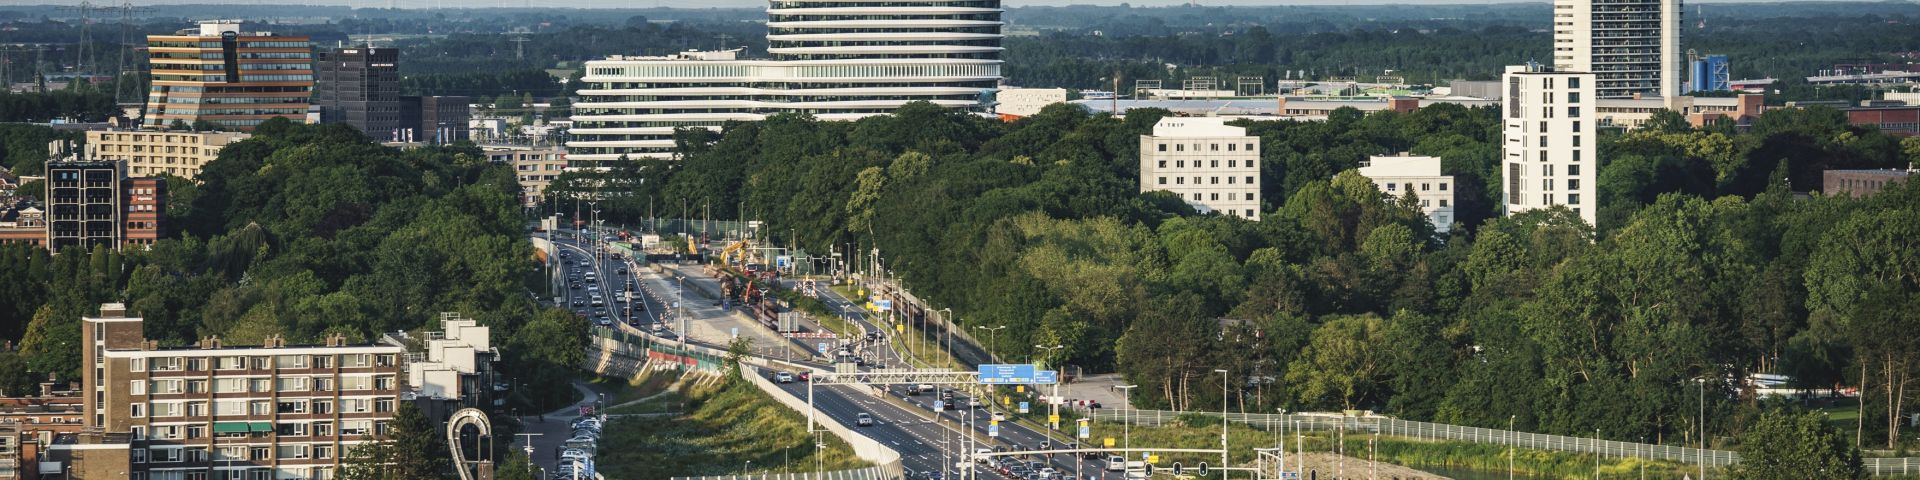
774 371 795 383
596 318 613 327
618 268 628 275
992 412 1007 422
855 413 874 426
797 371 811 382
569 283 581 290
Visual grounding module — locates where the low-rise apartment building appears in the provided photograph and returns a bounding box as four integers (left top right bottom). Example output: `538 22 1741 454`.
1138 117 1262 220
85 130 251 180
46 303 408 480
1358 154 1457 233
486 146 569 207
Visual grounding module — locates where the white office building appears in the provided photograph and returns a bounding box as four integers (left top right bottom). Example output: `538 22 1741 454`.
1553 0 1683 99
569 0 1005 161
995 87 1068 118
1359 154 1457 233
1503 64 1598 227
1139 117 1261 220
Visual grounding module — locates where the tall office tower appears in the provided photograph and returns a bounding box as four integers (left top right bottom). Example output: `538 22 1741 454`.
568 0 1004 161
314 47 403 141
1502 64 1598 227
1137 117 1262 221
44 159 124 252
144 21 314 131
1552 0 1682 99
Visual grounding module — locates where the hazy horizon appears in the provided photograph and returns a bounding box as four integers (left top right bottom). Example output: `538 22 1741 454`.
0 0 1905 9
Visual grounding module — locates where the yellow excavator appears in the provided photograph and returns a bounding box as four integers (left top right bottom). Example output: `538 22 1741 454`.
719 240 751 266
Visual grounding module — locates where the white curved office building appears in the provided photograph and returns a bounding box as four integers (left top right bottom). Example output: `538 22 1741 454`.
569 0 1004 161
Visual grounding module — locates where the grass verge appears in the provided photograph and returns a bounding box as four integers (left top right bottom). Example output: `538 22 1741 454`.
1082 414 1709 479
597 374 871 477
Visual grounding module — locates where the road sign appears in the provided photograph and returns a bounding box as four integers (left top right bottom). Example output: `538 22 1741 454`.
730 327 738 338
1049 414 1059 424
1147 455 1160 464
816 342 829 354
1018 402 1030 414
1103 438 1114 448
933 400 945 411
1078 424 1090 439
1281 472 1299 480
977 364 1039 384
988 424 999 437
873 299 893 312
1034 370 1059 384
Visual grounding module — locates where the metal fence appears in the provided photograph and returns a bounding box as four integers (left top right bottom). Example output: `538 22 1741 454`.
668 463 904 480
1091 409 1920 475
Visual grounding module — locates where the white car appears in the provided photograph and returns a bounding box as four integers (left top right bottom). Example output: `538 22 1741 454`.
856 413 874 426
774 372 795 383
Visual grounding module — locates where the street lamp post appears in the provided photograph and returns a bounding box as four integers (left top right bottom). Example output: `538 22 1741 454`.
1215 369 1230 479
974 325 1006 362
938 308 955 368
1116 384 1138 457
1509 415 1517 480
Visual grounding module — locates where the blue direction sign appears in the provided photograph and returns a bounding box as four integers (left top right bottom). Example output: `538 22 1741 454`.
1018 402 1030 414
816 342 830 354
934 400 945 411
977 364 1039 384
988 424 1000 437
1034 370 1060 385
1078 423 1090 439
874 299 893 311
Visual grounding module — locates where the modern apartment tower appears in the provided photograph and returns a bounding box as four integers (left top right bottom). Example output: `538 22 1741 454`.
314 47 403 141
1503 64 1598 227
144 21 314 131
1552 0 1682 98
45 160 125 253
569 0 1005 161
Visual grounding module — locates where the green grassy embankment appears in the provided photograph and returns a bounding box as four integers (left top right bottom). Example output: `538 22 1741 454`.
1085 414 1708 479
597 374 870 477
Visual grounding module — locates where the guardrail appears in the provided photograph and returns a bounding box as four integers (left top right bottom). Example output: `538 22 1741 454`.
1088 409 1920 475
732 364 906 480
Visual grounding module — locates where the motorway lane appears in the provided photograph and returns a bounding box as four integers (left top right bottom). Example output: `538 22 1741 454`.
550 231 1124 479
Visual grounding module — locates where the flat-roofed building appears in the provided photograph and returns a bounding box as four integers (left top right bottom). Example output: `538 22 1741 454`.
1823 169 1912 197
1138 117 1261 220
1359 154 1457 233
50 303 407 480
84 129 250 179
1503 64 1599 227
144 21 313 131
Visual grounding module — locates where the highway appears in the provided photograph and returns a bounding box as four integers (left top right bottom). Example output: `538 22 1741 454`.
543 229 1127 479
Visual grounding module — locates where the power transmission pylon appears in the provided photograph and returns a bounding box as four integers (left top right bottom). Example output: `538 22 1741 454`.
60 1 98 75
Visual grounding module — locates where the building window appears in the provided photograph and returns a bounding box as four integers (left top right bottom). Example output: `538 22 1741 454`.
131 380 146 395
1175 177 1184 185
1572 136 1581 147
1157 161 1166 168
1567 92 1580 104
1210 177 1219 184
1157 177 1166 185
1228 144 1237 152
1245 176 1254 184
1176 161 1184 168
1210 143 1220 151
1210 193 1220 201
1245 143 1254 150
1539 136 1547 148
1568 179 1581 190
1421 183 1431 191
1157 144 1166 152
1387 183 1396 191
1572 121 1581 133
131 403 145 418
1568 106 1581 117
1439 182 1449 191
1440 199 1449 207
1245 209 1254 217
1175 144 1184 152
1568 194 1581 205
1539 121 1548 133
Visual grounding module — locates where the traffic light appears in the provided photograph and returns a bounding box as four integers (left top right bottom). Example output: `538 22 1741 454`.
1172 462 1184 476
1197 462 1210 477
1144 463 1154 475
